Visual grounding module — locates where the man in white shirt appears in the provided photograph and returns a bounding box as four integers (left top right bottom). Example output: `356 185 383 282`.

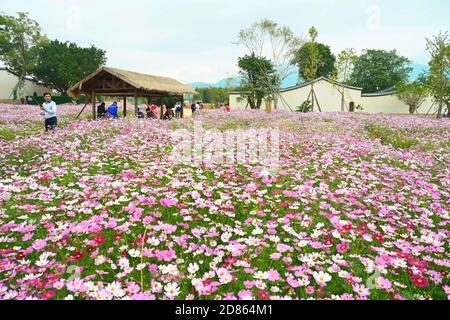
40 93 57 131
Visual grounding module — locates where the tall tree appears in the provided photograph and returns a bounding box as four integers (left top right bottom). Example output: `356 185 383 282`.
32 40 107 95
0 12 48 96
236 19 303 109
334 48 358 111
350 49 412 93
296 27 324 111
425 31 450 118
293 42 336 82
238 53 276 109
395 80 429 114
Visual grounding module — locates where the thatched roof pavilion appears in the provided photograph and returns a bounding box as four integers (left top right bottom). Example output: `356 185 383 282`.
67 67 196 119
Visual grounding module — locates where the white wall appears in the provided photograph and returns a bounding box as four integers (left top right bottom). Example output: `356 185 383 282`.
279 79 362 112
0 69 52 101
229 78 435 115
360 94 435 114
229 93 248 109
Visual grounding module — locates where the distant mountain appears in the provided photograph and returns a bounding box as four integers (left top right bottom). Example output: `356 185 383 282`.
187 77 242 89
187 63 429 90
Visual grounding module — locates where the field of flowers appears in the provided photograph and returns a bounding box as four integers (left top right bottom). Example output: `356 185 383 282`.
0 104 87 141
0 104 449 300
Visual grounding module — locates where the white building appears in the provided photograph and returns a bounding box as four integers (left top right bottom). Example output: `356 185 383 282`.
0 68 52 103
229 77 434 114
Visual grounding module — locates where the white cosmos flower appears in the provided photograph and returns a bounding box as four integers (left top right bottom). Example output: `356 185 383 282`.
188 263 199 274
164 282 180 299
128 249 140 258
147 237 160 246
253 271 268 280
313 271 332 285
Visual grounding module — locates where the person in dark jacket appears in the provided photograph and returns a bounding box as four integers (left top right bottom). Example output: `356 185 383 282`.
97 102 106 118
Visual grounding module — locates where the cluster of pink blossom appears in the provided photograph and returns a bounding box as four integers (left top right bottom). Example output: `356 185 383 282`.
0 108 448 300
0 104 85 140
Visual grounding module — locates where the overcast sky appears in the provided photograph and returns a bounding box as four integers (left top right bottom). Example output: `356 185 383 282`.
1 0 449 83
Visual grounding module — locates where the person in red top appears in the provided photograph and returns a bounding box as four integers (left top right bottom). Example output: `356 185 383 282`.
225 104 231 112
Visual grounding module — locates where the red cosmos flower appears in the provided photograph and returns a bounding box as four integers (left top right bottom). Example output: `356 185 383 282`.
41 290 56 300
411 275 429 288
86 246 94 253
16 252 26 259
373 233 384 243
93 236 106 246
324 238 334 246
257 291 270 300
113 234 122 241
395 251 409 259
440 270 448 277
342 224 353 233
72 251 85 261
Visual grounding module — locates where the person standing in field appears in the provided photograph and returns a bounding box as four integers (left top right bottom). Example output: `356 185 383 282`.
175 102 182 118
191 102 197 115
40 93 57 132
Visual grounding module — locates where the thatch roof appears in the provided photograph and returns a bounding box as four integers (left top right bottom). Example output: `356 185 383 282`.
67 67 197 98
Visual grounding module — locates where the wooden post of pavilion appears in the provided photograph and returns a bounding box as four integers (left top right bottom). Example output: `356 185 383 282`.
134 94 138 117
180 95 184 118
160 97 164 118
91 91 96 120
123 96 127 118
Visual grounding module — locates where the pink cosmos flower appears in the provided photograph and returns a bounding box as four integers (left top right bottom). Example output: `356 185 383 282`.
340 293 354 300
336 242 350 253
132 293 156 300
32 239 47 251
270 252 281 260
160 198 175 207
267 269 280 281
238 290 253 300
376 277 392 290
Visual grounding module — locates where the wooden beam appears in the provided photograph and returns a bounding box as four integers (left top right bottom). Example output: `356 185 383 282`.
180 95 184 118
92 91 96 120
134 93 138 116
160 97 164 118
123 96 127 118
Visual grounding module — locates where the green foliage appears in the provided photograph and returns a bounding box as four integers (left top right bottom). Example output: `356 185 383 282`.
350 49 412 93
335 48 358 83
0 12 48 84
236 19 303 108
238 53 276 109
294 42 336 82
365 124 419 149
395 81 429 114
26 95 86 105
425 31 450 118
32 40 107 95
193 87 234 105
296 100 313 113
